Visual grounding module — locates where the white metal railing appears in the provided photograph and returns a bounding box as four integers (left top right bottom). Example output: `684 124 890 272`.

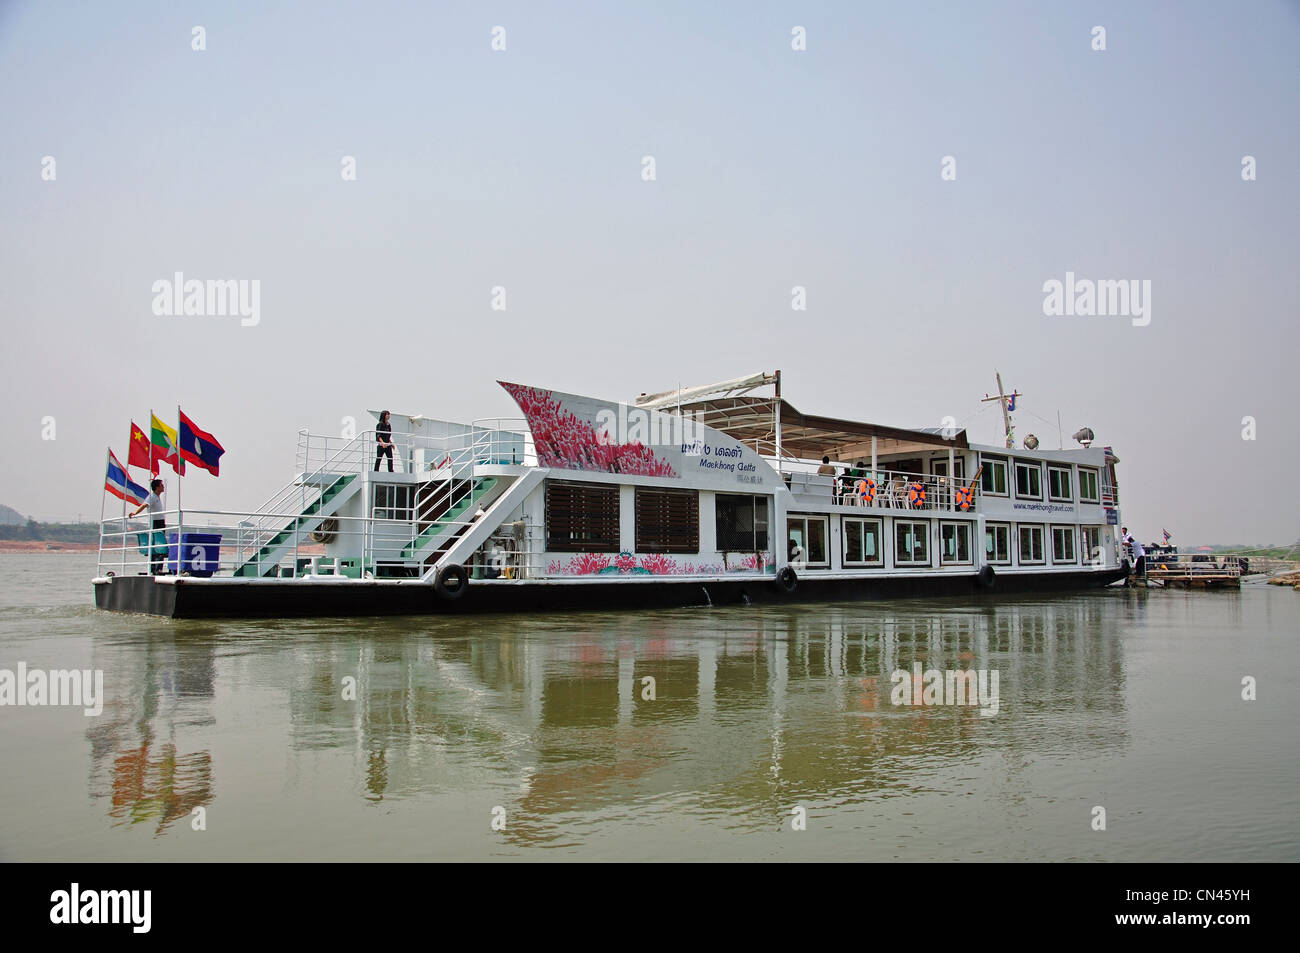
235 432 373 570
1139 552 1250 578
95 506 506 580
785 465 977 512
470 418 534 467
717 438 980 513
294 423 531 477
97 421 535 579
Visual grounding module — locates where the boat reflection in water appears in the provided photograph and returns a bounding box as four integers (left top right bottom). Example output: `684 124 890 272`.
84 636 216 835
84 597 1126 851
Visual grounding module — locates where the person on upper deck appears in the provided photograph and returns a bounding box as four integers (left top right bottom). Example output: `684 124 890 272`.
375 410 394 472
837 464 856 502
817 456 836 475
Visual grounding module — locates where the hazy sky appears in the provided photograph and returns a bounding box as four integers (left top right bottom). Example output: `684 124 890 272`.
1 1 1296 543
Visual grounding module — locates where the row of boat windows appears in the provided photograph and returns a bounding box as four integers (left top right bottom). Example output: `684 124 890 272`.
810 517 1102 568
546 483 771 554
979 456 1102 503
372 482 770 554
542 481 1101 568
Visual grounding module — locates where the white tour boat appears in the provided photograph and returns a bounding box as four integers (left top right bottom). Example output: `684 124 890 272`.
93 372 1129 617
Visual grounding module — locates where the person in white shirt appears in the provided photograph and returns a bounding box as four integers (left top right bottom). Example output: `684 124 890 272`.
1121 526 1146 578
131 480 166 573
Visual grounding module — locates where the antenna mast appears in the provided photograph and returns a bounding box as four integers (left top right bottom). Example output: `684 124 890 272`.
981 371 1020 449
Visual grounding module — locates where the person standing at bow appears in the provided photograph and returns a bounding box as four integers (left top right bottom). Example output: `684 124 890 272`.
130 479 167 574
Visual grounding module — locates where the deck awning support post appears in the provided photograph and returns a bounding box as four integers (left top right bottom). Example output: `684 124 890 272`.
871 436 877 479
774 369 782 473
949 446 955 511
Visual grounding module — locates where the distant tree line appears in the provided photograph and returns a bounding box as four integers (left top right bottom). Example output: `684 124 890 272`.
0 520 99 543
1210 543 1300 559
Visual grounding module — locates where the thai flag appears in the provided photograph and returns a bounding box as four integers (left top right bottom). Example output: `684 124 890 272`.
1163 528 1171 543
105 450 148 504
178 409 226 476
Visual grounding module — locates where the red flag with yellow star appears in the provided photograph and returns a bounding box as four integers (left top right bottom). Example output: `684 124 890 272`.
128 421 159 475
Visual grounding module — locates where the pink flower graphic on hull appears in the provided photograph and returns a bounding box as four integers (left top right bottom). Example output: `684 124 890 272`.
637 553 679 575
731 552 771 572
547 553 614 575
500 382 677 477
547 553 719 575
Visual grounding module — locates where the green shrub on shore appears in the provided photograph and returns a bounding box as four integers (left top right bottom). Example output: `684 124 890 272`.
0 520 99 543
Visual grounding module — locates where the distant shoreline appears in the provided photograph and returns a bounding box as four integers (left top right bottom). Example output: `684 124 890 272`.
0 541 98 553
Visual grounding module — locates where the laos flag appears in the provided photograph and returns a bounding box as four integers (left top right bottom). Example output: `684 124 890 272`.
178 409 226 476
105 450 148 504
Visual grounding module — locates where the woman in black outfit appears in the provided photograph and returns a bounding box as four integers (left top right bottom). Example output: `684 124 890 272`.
375 410 394 471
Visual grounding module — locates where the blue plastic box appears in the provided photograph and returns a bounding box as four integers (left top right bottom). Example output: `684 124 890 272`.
167 533 222 577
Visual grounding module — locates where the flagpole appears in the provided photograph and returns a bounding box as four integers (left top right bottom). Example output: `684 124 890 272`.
110 448 127 575
149 408 157 574
97 449 107 574
100 448 113 576
176 405 183 560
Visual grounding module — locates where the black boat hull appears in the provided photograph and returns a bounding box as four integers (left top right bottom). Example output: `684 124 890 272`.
94 567 1129 619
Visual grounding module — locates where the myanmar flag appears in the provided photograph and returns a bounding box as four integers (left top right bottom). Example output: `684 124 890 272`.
151 413 185 475
129 421 159 475
178 409 225 476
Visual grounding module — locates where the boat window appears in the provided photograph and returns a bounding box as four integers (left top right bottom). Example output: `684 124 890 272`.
787 516 828 566
1018 524 1045 564
635 487 699 554
931 458 965 480
1047 465 1072 502
374 484 414 521
985 522 1012 564
1081 526 1103 564
980 456 1009 496
940 522 972 564
545 480 620 552
843 518 883 566
894 521 930 566
1078 468 1100 503
1014 461 1042 500
1051 525 1076 563
716 494 769 552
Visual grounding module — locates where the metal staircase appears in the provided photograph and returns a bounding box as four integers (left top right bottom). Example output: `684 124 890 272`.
233 473 360 577
231 432 370 577
400 476 502 559
422 468 545 580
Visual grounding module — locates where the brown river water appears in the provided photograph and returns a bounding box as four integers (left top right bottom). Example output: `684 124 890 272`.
1 554 1296 861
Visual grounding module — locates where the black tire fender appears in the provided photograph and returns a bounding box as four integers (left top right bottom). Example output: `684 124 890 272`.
775 566 798 593
435 564 469 600
977 564 995 589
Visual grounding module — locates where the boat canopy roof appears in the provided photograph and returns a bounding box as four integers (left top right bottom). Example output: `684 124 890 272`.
635 372 969 461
